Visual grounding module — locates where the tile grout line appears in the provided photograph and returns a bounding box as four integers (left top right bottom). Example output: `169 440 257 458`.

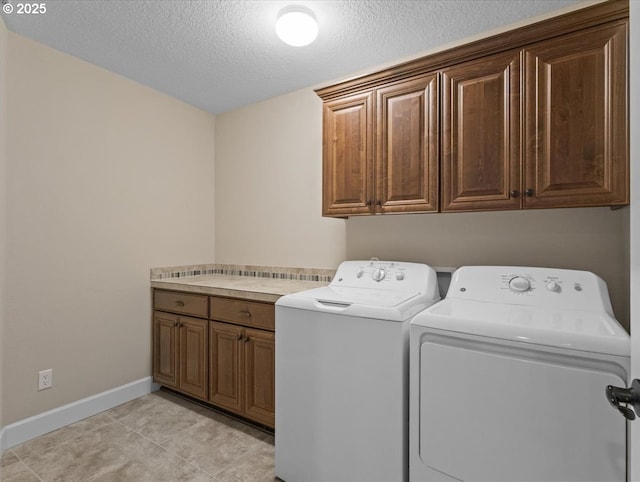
7 448 45 482
104 412 224 482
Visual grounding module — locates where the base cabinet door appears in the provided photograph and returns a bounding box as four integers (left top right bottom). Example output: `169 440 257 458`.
153 312 208 401
153 312 179 388
244 328 275 427
209 321 275 428
178 317 208 400
209 321 243 412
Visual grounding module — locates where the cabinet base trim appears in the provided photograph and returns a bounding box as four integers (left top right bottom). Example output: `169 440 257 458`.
0 377 160 450
160 386 274 434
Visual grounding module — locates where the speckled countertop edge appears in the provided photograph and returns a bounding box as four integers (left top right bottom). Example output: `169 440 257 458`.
150 264 334 303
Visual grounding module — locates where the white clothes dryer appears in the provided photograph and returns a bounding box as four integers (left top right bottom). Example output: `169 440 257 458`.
276 260 441 482
410 266 630 482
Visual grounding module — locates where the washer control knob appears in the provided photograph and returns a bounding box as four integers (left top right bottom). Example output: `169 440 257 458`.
372 268 386 282
509 276 531 292
356 269 364 279
395 272 405 281
546 280 560 292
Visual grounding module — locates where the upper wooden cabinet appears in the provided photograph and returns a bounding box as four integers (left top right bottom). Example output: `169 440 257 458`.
321 74 439 216
322 91 373 216
317 1 628 216
376 75 439 214
523 22 628 208
441 50 521 212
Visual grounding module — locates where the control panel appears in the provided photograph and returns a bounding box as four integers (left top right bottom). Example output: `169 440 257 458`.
448 266 614 315
330 259 437 294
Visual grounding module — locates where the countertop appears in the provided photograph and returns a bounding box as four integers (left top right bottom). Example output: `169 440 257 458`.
151 274 329 303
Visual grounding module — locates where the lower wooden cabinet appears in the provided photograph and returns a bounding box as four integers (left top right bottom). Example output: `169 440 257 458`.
152 289 275 429
153 311 208 401
209 321 275 428
243 328 276 426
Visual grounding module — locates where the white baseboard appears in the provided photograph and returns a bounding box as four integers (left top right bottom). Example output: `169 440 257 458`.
1 377 160 450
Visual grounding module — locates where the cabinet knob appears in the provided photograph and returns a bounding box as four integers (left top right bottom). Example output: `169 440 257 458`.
365 199 372 206
175 300 185 307
376 200 382 206
510 190 520 198
525 188 534 197
244 335 250 343
238 310 252 318
174 322 183 328
236 334 243 341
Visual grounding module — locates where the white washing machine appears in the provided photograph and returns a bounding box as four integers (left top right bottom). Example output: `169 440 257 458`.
276 260 441 482
410 266 630 482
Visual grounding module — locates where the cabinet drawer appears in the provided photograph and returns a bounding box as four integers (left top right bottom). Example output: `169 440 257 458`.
210 297 275 331
154 290 208 318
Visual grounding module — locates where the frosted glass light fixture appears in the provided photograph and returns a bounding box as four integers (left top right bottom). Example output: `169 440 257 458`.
276 5 319 47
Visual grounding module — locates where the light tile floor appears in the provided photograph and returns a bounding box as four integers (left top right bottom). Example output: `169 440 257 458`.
0 390 275 482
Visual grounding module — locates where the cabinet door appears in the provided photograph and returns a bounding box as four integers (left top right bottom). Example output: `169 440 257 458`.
322 91 374 216
376 74 439 213
153 311 178 388
441 50 521 212
243 328 275 428
178 316 208 401
524 22 628 208
209 321 243 414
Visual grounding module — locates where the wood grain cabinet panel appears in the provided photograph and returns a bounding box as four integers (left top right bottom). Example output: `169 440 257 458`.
376 74 439 213
208 322 275 428
153 312 179 388
317 2 628 215
153 311 208 401
322 92 374 216
321 75 438 216
209 321 243 412
178 317 208 400
153 289 276 428
210 297 275 331
441 50 521 212
244 328 275 427
523 21 628 208
154 290 208 318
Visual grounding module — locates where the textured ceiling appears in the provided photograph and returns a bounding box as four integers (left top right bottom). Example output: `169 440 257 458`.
2 0 586 114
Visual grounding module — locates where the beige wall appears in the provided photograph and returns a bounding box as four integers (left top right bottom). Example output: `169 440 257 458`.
214 87 629 330
346 208 629 326
215 88 346 269
0 16 7 429
3 32 216 424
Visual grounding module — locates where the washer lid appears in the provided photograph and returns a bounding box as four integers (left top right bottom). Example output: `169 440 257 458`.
413 299 630 356
276 286 432 321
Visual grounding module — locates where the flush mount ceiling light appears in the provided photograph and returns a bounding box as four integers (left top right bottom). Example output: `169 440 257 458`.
275 5 319 47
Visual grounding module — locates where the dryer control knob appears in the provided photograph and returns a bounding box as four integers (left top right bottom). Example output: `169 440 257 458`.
509 276 531 292
546 280 560 292
395 272 405 281
372 268 386 282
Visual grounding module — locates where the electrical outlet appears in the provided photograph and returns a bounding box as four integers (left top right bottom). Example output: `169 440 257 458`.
38 369 53 391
